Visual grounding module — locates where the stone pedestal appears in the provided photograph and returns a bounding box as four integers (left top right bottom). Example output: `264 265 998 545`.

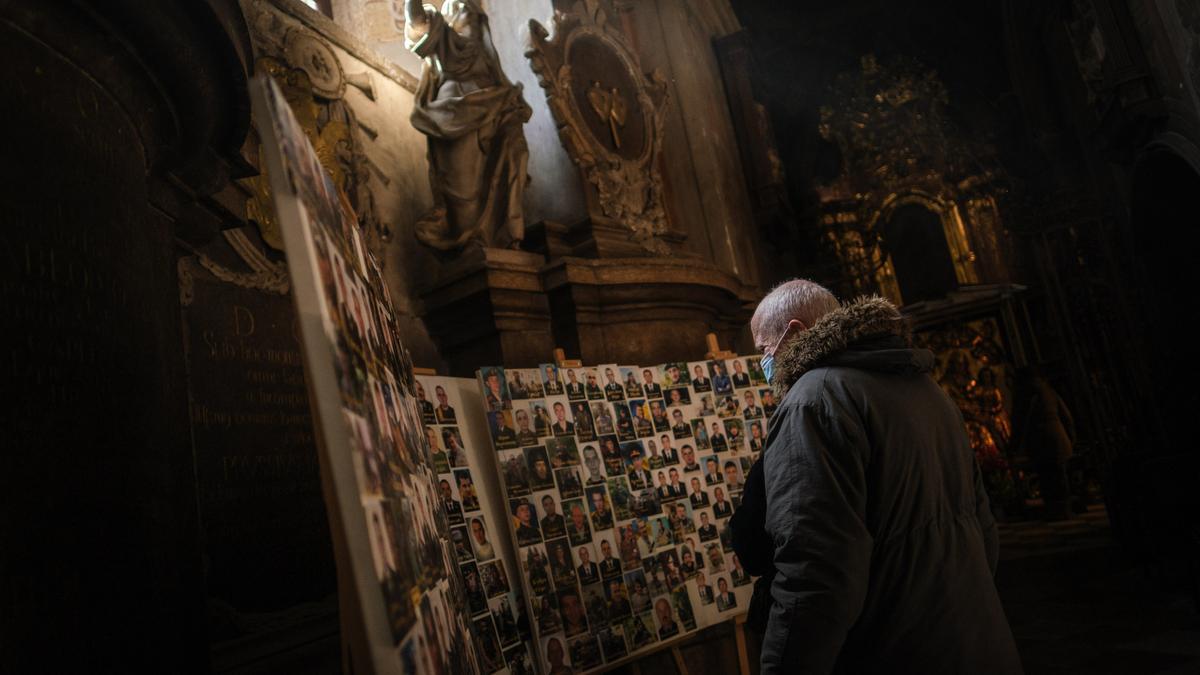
420 247 557 376
541 256 755 365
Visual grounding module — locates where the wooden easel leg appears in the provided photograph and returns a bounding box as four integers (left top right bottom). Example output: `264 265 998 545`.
672 646 689 675
735 616 751 675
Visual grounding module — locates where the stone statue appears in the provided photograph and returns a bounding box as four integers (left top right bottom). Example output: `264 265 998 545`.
405 0 531 251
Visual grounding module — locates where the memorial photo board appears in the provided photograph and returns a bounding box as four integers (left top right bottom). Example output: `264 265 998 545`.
416 375 538 674
478 359 768 673
251 75 480 674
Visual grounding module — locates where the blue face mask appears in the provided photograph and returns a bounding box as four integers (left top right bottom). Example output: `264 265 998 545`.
761 354 775 384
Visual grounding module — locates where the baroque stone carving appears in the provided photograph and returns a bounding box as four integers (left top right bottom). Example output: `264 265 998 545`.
240 6 391 257
527 0 672 255
816 55 1009 304
404 0 532 252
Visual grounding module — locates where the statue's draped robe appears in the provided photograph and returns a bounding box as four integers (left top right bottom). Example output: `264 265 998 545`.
407 5 531 250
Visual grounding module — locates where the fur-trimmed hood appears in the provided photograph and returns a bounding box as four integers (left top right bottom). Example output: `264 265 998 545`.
771 296 926 398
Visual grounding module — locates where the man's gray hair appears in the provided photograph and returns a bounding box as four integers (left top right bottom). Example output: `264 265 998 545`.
750 279 840 342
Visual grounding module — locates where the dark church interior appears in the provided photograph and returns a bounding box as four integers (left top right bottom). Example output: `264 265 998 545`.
3 0 1200 673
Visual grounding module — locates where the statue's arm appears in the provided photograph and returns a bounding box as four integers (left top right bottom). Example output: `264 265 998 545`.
405 0 427 28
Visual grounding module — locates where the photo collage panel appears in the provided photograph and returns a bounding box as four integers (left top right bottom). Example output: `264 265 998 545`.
417 375 536 674
478 359 767 673
253 76 479 674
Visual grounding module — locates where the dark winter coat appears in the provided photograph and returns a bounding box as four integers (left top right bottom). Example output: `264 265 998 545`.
734 297 1021 675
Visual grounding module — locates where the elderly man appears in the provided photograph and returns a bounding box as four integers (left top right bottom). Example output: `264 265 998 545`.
730 279 1020 674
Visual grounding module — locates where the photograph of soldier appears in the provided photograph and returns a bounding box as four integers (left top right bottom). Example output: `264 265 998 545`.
569 635 603 671
513 408 539 447
598 538 622 580
591 402 615 435
605 578 633 622
508 370 530 401
648 400 670 432
474 617 503 672
624 611 657 650
492 596 520 648
629 400 653 438
741 390 762 420
510 498 542 546
427 426 449 474
434 384 456 423
731 359 751 389
664 386 691 408
556 466 583 499
708 421 727 452
596 436 623 478
640 368 662 398
654 597 680 640
724 418 746 451
581 444 605 485
454 469 480 511
690 420 711 450
586 486 614 530
547 538 576 586
547 436 581 468
717 394 741 419
559 587 589 637
534 594 560 633
541 363 564 396
715 577 736 612
722 460 744 492
657 435 680 466
623 445 653 490
748 420 765 452
668 501 696 539
481 367 510 412
626 570 652 614
531 401 552 437
565 498 593 546
644 439 663 469
697 510 718 542
613 404 636 442
709 361 732 395
543 635 572 675
690 363 711 392
673 586 697 631
583 582 609 627
525 544 551 596
440 478 464 526
462 562 487 615
670 409 692 439
576 543 600 585
499 449 530 497
480 560 510 598
470 516 496 561
617 522 643 570
703 456 723 486
730 552 750 587
698 394 716 417
621 367 642 399
450 525 473 562
660 362 690 388
712 486 732 519
569 401 595 442
585 369 603 400
526 446 555 491
415 380 436 424
631 484 662 519
539 493 567 540
551 401 575 437
598 627 628 662
565 368 585 400
440 426 465 469
680 444 700 473
488 410 517 450
759 388 778 417
696 571 714 605
607 476 634 521
603 367 625 401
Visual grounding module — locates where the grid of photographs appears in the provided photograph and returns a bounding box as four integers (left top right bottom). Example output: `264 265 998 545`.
478 359 768 673
253 76 480 674
417 375 536 674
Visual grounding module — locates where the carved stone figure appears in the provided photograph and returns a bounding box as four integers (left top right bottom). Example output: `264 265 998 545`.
405 0 531 251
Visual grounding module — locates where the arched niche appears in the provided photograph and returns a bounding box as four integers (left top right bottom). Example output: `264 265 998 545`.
866 191 980 305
